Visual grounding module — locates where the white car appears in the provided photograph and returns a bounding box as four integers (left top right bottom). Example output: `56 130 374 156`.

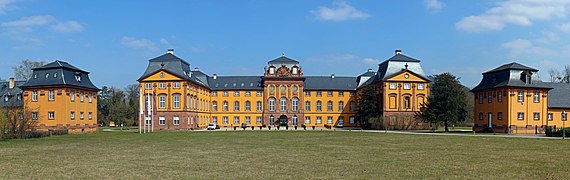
207 123 217 130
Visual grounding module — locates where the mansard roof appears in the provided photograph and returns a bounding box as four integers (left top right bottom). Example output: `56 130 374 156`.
268 56 299 65
0 80 26 108
20 60 99 90
472 62 550 92
138 52 210 88
208 76 263 90
546 82 570 109
304 76 357 90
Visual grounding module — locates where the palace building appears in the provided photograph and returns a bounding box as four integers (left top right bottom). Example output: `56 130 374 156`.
18 60 100 133
472 62 570 134
138 49 430 130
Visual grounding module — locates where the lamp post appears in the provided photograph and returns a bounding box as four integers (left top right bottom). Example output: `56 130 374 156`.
562 111 567 140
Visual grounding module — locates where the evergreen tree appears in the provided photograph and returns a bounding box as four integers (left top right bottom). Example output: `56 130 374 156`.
357 86 379 127
416 73 467 132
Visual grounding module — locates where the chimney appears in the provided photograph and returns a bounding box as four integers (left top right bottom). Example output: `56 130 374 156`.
213 74 217 79
194 67 199 71
9 77 15 89
368 68 372 72
395 49 402 55
167 49 174 54
331 73 335 79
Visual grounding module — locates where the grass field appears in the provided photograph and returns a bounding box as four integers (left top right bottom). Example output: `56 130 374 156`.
0 130 568 179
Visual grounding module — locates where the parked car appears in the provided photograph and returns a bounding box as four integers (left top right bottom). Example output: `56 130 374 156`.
241 123 248 129
207 123 217 130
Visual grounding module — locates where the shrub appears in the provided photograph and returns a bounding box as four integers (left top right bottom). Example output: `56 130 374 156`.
550 128 570 137
477 127 494 133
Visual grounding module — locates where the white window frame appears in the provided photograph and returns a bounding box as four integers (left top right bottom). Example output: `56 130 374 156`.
173 82 180 89
159 116 165 125
292 116 298 126
305 101 311 111
292 98 298 111
256 91 262 97
518 91 524 102
349 117 355 124
517 112 524 120
316 116 322 124
389 83 397 89
48 90 55 101
256 116 262 124
403 83 410 90
305 116 311 124
223 101 228 111
80 112 84 120
173 116 180 125
256 101 262 111
223 116 228 124
533 112 540 120
418 84 424 90
327 116 333 124
88 112 92 120
70 90 75 101
32 90 38 102
159 95 166 109
327 101 333 111
80 92 84 102
338 101 344 111
70 111 75 120
498 91 502 102
234 116 240 124
234 101 240 111
245 116 251 124
145 83 152 90
159 82 166 89
533 92 540 103
212 101 217 111
48 112 55 120
316 101 322 111
234 91 240 97
173 95 181 109
245 101 251 111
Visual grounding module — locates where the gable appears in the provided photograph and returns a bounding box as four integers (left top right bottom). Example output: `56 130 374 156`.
141 70 184 81
385 70 429 82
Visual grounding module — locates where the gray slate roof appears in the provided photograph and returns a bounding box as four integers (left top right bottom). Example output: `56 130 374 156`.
304 76 357 90
138 53 209 87
20 60 99 90
208 76 263 90
268 56 299 65
546 82 570 108
472 62 550 92
360 53 428 87
0 81 26 108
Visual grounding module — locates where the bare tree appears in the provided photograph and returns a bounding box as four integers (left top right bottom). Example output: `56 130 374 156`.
563 65 570 83
12 60 46 81
1 104 38 139
548 69 561 83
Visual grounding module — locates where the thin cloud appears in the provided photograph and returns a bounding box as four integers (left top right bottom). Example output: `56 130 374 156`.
51 21 83 33
362 58 380 65
1 15 54 27
121 36 159 52
311 1 370 21
456 0 570 32
0 0 15 15
424 0 445 11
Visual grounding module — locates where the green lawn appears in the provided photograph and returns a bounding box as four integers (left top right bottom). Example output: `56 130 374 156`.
0 130 568 179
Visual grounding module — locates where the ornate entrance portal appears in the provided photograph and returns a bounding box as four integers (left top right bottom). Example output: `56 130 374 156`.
279 115 288 126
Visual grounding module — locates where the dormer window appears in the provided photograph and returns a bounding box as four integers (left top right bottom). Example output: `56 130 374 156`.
45 73 50 78
34 74 37 78
4 96 8 102
269 67 275 74
75 75 81 82
292 67 298 74
521 71 532 84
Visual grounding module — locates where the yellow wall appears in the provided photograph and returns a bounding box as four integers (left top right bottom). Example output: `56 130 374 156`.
382 71 429 112
546 108 570 128
210 90 264 127
303 90 358 127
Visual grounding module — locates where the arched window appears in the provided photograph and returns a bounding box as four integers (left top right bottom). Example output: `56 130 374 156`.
281 86 286 93
212 101 218 111
270 85 275 92
404 96 411 109
234 101 240 111
316 101 322 111
269 98 275 111
292 115 298 126
280 97 287 111
245 101 251 111
327 101 333 111
305 101 311 111
349 101 356 112
338 101 344 111
223 101 228 111
256 101 262 111
270 115 275 125
292 97 299 111
158 95 166 109
173 94 181 109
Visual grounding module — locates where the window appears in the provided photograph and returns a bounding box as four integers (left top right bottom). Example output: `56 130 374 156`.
339 92 344 97
305 91 311 97
327 101 333 111
80 92 84 102
256 101 262 111
338 116 344 126
32 90 38 102
316 116 322 124
269 98 275 111
173 82 180 89
270 85 275 92
234 117 241 125
281 86 286 92
173 95 180 108
223 116 228 124
389 83 397 89
498 91 502 102
479 113 483 120
350 101 356 112
234 101 240 111
292 98 299 111
212 101 218 111
327 91 333 97
316 91 322 97
280 98 287 111
234 91 240 97
517 112 524 120
4 96 7 102
213 117 218 124
145 117 151 125
533 92 540 103
245 101 251 111
349 117 355 124
212 92 217 96
171 116 179 125
270 115 275 125
70 90 75 101
338 101 344 111
479 94 483 104
245 116 251 124
498 112 503 120
256 91 262 97
88 93 92 103
305 101 311 111
223 91 228 96
488 92 492 103
292 116 298 126
350 91 356 97
80 112 84 120
269 67 275 74
88 112 92 120
562 112 567 121
305 117 311 124
46 73 50 78
32 112 38 120
548 113 553 121
48 90 55 101
404 83 410 90
533 112 540 120
292 86 298 92
145 83 152 89
70 111 75 120
316 101 322 111
404 96 411 109
223 101 228 111
518 91 524 102
159 116 165 125
418 84 424 90
292 67 298 74
256 117 262 124
159 95 166 108
245 91 251 97
327 116 333 124
48 112 55 120
159 82 166 89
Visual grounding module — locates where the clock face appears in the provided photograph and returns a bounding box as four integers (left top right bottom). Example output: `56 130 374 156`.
404 74 409 79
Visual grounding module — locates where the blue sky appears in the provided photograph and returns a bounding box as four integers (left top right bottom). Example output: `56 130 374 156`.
1 0 570 88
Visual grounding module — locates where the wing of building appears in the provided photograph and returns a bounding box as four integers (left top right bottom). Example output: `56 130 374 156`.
138 49 431 130
472 62 570 134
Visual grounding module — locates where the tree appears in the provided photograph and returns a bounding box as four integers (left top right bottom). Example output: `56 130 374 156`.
415 73 467 132
549 65 570 83
1 104 38 139
12 60 46 81
124 84 140 126
357 85 379 127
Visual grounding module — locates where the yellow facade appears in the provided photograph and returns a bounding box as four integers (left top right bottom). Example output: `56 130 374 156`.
381 71 429 113
303 90 358 127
